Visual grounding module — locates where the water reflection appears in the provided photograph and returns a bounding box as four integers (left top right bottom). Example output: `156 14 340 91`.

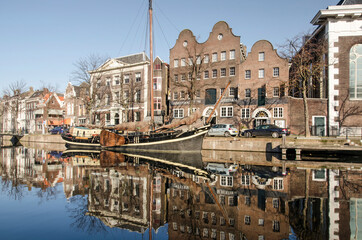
1 146 362 239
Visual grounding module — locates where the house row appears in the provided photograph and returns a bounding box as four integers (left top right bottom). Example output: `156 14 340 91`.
1 0 361 136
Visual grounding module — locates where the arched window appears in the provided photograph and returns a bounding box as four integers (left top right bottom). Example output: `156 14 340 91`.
349 44 362 99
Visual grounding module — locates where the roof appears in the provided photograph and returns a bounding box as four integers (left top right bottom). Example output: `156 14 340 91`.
337 0 362 5
115 52 150 64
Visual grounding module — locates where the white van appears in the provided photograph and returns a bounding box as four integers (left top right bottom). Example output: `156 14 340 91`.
206 163 238 175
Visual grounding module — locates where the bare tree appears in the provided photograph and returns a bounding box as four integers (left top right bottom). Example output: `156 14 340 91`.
337 90 362 134
280 34 328 137
71 54 109 125
1 80 28 133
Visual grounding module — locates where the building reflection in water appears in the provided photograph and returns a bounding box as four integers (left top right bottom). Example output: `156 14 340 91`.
1 146 362 239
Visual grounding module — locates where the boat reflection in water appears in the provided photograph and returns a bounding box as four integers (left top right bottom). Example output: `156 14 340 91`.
1 146 362 239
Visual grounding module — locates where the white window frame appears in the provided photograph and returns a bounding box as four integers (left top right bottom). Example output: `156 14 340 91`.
258 52 265 61
220 175 233 186
230 50 235 60
220 106 233 117
312 169 327 181
245 89 251 98
124 74 130 84
273 67 279 77
181 58 186 67
204 54 209 64
230 67 235 76
245 70 251 79
221 51 226 61
273 178 284 190
258 69 265 78
273 87 280 97
212 69 217 78
174 59 179 68
135 72 141 82
173 108 184 118
244 215 251 225
241 108 250 119
212 52 217 62
220 68 226 77
241 175 250 185
204 71 209 79
273 107 283 118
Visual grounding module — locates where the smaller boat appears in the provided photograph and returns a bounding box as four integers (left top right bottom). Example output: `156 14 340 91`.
61 126 102 149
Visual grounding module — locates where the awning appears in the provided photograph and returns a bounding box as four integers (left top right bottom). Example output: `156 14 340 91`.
48 109 63 115
64 118 72 125
48 119 64 125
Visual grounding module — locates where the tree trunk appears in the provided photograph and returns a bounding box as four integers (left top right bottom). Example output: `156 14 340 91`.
302 81 311 137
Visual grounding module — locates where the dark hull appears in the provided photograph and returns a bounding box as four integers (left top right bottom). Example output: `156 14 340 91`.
62 134 102 150
104 129 208 153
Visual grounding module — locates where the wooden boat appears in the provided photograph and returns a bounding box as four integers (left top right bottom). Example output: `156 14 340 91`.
61 126 102 149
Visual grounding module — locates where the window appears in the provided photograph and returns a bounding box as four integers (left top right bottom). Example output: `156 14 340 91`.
220 232 225 240
124 74 130 84
153 77 161 90
135 90 141 103
273 198 279 208
196 90 200 98
245 196 251 206
135 112 141 121
230 67 235 76
350 44 362 99
197 73 201 80
273 178 284 190
273 67 279 77
181 58 186 67
221 106 233 117
220 175 233 186
212 69 217 78
244 215 251 225
174 74 178 82
106 77 111 86
202 228 208 238
204 71 209 79
245 88 251 98
180 91 185 99
273 87 280 97
241 175 250 185
259 52 265 61
188 72 192 81
135 72 141 82
258 219 264 226
154 97 161 110
173 92 178 100
124 90 129 102
174 59 179 68
220 68 226 77
204 54 209 63
230 50 235 59
220 88 225 96
219 195 225 205
211 229 217 239
273 221 280 232
212 52 217 62
228 197 236 206
273 107 283 118
229 233 235 240
115 91 120 100
173 109 184 118
229 87 237 98
258 69 264 78
196 55 201 64
114 75 120 85
241 108 250 119
245 70 251 79
172 222 177 231
313 169 327 181
221 51 226 61
181 74 186 81
188 58 193 66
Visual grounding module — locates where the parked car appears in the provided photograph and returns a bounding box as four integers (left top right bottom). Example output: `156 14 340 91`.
207 124 238 137
205 163 239 175
243 124 290 138
50 126 64 134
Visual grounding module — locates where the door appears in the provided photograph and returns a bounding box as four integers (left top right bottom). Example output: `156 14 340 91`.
314 117 325 136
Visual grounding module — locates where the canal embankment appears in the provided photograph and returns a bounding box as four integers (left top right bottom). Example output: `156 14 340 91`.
17 134 362 154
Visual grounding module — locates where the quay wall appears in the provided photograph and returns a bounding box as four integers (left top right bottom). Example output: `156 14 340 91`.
15 134 361 153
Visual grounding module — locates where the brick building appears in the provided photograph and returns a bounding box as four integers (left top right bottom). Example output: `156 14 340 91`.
291 0 362 136
169 21 246 125
64 82 89 126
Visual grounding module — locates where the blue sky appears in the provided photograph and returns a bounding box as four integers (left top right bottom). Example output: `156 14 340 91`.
0 0 338 95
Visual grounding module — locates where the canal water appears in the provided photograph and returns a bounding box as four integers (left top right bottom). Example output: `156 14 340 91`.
0 146 362 240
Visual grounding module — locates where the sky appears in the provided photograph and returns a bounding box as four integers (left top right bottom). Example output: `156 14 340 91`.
0 0 339 95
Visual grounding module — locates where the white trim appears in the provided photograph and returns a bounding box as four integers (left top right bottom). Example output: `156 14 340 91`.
251 108 271 119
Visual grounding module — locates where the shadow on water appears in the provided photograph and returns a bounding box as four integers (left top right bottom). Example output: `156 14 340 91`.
1 145 362 239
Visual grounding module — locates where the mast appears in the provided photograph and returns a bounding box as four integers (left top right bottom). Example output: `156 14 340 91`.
149 0 154 123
